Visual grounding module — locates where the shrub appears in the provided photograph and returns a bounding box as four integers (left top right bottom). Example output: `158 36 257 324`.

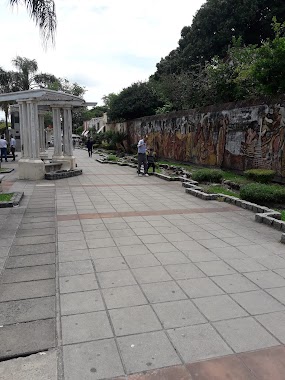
244 169 275 183
192 169 223 183
240 183 285 205
107 154 118 161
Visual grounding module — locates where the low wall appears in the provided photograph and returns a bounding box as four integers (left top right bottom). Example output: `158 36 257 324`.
109 99 285 178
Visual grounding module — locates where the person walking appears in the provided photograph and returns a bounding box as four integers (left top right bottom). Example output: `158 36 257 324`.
137 135 148 176
0 135 8 162
10 135 16 161
86 138 94 157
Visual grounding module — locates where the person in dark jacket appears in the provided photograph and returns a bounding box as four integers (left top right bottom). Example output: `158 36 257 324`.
147 148 156 173
86 138 94 157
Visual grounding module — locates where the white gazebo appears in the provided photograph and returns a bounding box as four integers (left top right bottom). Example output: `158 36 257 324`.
0 89 94 180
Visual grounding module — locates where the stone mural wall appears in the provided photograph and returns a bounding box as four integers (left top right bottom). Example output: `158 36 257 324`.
123 101 285 178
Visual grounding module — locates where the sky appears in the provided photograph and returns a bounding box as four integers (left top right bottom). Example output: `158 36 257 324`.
0 0 206 108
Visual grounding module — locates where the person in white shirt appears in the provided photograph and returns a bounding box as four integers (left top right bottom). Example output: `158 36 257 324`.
10 135 16 161
0 135 8 162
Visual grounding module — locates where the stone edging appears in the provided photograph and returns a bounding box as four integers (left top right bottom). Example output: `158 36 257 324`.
45 169 83 180
0 192 24 208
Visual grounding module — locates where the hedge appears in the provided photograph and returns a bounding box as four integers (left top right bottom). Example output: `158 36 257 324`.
244 169 275 183
192 169 223 183
240 183 285 205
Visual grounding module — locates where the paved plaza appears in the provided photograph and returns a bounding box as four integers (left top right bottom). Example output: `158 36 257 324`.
1 149 285 379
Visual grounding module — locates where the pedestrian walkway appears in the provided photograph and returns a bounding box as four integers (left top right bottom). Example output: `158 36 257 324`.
1 149 285 379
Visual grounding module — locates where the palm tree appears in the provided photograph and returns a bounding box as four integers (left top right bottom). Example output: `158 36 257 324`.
9 0 56 43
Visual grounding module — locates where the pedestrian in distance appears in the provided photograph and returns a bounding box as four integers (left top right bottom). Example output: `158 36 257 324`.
137 135 148 176
10 135 16 161
147 148 156 173
0 135 8 162
86 137 94 157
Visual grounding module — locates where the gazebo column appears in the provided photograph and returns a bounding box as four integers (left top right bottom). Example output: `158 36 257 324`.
39 113 48 160
62 106 75 169
52 107 64 161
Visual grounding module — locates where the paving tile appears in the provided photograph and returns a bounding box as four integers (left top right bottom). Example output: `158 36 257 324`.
125 254 161 269
119 244 151 256
113 236 142 247
274 268 285 278
239 346 285 380
153 300 206 329
0 319 55 359
127 365 192 380
59 273 98 293
139 235 168 244
62 311 113 344
110 229 136 238
60 290 105 315
210 247 247 260
63 339 124 380
267 287 285 304
187 355 256 380
186 250 219 262
5 252 55 268
172 241 206 252
109 305 161 336
1 265 55 283
87 238 116 249
222 237 255 246
165 263 205 280
155 252 190 265
256 256 285 270
59 260 94 277
16 227 55 237
102 285 147 309
238 245 273 258
224 258 267 273
132 266 172 284
141 281 187 303
97 270 137 288
118 331 181 374
84 230 112 240
93 256 128 272
244 271 285 288
164 232 193 242
13 235 55 246
197 239 230 249
0 279 55 302
196 261 236 276
178 278 224 298
167 324 232 362
9 243 55 256
211 274 258 293
214 317 279 353
58 240 87 252
0 296 55 325
232 290 285 315
256 311 285 344
89 246 121 259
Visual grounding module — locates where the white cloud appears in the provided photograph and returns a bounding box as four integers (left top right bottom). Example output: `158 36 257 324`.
0 0 205 106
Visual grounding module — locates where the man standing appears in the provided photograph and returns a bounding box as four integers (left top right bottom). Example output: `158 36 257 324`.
86 137 94 157
0 135 8 162
137 135 148 176
10 135 16 161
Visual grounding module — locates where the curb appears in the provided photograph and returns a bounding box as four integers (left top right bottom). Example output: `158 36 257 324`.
45 169 83 180
0 192 24 208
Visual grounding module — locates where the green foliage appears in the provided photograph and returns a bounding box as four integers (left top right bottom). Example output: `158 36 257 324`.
240 183 285 204
192 169 223 183
0 193 13 202
244 169 276 183
205 185 240 197
107 154 118 161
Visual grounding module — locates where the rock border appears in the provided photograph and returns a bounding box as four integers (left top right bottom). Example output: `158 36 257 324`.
45 169 83 180
0 192 24 208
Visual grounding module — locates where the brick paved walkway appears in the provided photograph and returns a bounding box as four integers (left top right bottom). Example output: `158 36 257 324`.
1 149 285 379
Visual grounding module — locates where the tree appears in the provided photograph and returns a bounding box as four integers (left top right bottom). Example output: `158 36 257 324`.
9 0 56 44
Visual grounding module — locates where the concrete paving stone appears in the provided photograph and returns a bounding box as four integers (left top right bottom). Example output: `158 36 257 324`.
132 228 161 236
141 281 187 303
244 270 285 288
59 260 94 277
196 261 236 276
110 229 136 238
256 311 285 344
0 319 56 360
84 230 112 240
155 226 182 235
1 264 55 284
163 232 193 243
232 290 285 315
113 236 142 247
93 256 127 272
224 258 267 273
16 228 55 237
155 252 190 265
167 323 232 363
118 331 181 374
104 222 129 231
62 311 113 344
267 287 285 304
132 266 172 284
0 350 58 380
127 365 193 380
197 239 231 249
58 225 82 234
179 225 205 233
125 254 161 269
0 279 55 302
102 285 147 309
109 305 162 336
1 238 14 247
9 243 55 256
59 273 98 293
58 249 90 262
20 222 55 230
173 240 209 252
178 278 225 299
63 339 124 380
58 240 88 252
5 252 55 268
97 270 137 288
153 299 206 329
89 246 121 259
0 296 55 325
0 247 10 257
13 235 55 246
60 290 105 315
210 247 247 260
193 294 248 321
214 317 279 353
186 231 215 240
256 256 285 270
87 238 116 249
21 216 55 224
146 242 178 254
210 229 240 238
211 274 259 293
119 244 151 256
128 221 152 229
165 263 205 280
274 268 285 278
185 250 220 262
58 232 85 242
222 237 255 246
139 235 168 244
238 245 272 258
